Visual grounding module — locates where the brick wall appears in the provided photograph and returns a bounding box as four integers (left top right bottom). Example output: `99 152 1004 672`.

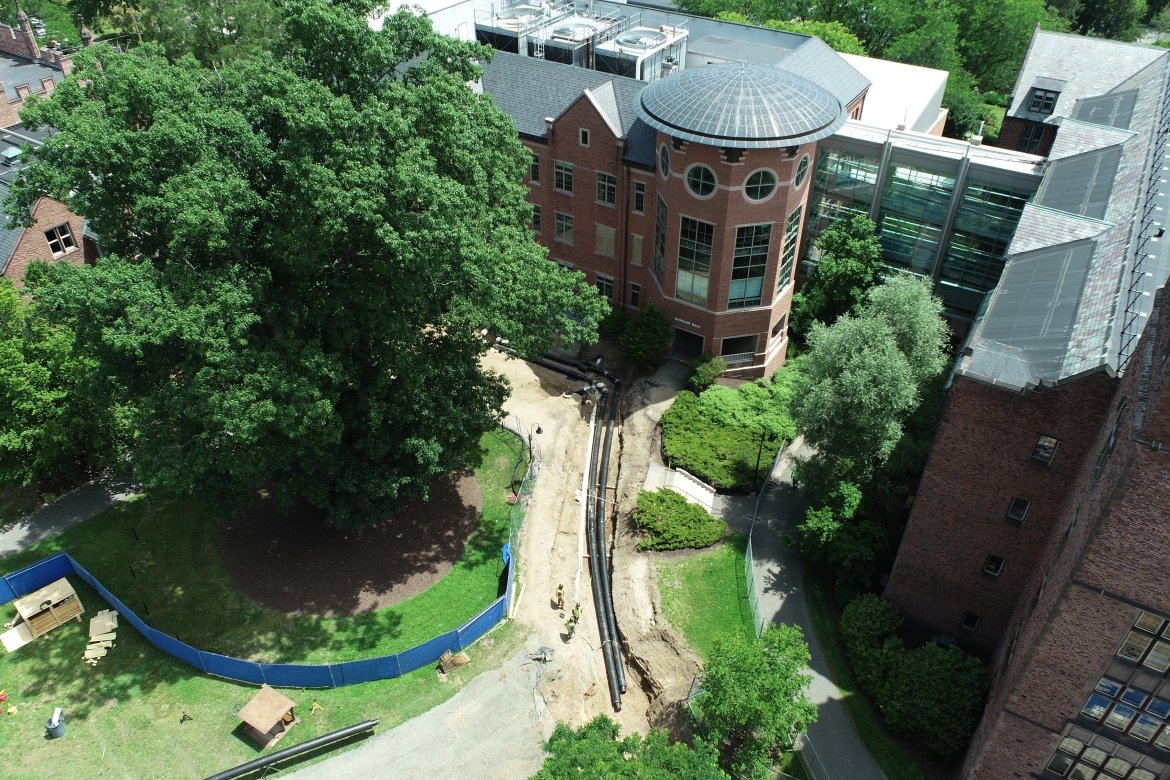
960 289 1170 778
885 370 1115 649
2 197 94 283
996 117 1056 156
0 23 37 61
523 93 813 377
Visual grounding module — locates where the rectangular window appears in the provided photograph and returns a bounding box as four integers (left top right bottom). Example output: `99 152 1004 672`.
1028 88 1059 113
554 160 573 193
653 196 667 283
596 172 617 205
777 206 802 292
554 212 573 244
580 128 589 146
1032 434 1059 464
983 554 1005 577
1006 497 1030 525
728 224 770 309
677 217 714 306
595 224 615 257
595 273 613 301
530 153 539 183
630 234 643 267
45 224 76 258
1018 122 1044 154
960 612 980 632
771 314 788 340
629 282 641 308
634 181 646 213
532 204 541 233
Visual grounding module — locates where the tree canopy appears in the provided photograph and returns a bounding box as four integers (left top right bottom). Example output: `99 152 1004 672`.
791 215 884 335
10 1 606 526
0 280 124 487
696 625 818 779
532 716 728 780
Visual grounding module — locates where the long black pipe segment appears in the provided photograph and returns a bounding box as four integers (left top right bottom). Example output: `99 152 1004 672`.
595 377 627 694
204 720 379 780
587 387 623 711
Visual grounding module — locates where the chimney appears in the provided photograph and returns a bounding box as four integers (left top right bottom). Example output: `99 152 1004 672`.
14 83 30 100
15 4 39 59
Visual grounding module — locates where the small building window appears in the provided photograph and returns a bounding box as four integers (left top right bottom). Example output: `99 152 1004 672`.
1028 88 1059 114
532 204 541 233
630 234 643 267
1032 435 1058 464
686 165 716 198
659 145 670 179
795 154 810 188
720 334 758 364
595 224 615 257
595 273 613 301
529 153 539 183
554 212 573 244
1006 497 1030 525
744 169 776 201
579 128 589 146
554 160 573 193
629 282 641 308
45 224 76 258
1018 122 1044 154
771 314 788 340
634 181 646 213
960 612 980 632
983 554 1005 578
596 172 617 205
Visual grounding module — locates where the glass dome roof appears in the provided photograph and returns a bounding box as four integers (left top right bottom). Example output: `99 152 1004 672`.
636 63 846 149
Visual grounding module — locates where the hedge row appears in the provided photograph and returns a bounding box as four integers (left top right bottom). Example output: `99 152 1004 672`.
631 488 726 551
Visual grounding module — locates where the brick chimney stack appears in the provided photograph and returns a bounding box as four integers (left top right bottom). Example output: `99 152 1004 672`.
14 3 39 59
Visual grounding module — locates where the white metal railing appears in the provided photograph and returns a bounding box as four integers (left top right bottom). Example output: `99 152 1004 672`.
721 351 755 364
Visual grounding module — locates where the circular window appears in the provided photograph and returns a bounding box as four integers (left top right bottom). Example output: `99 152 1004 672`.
659 145 670 179
686 165 716 197
744 169 776 201
795 155 811 188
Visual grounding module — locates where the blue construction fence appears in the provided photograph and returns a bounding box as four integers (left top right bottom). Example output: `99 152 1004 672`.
0 426 535 688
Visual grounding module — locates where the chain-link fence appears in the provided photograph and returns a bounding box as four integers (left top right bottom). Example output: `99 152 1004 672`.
499 414 539 617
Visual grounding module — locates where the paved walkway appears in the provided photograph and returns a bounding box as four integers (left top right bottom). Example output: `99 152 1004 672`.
714 442 886 780
0 474 138 559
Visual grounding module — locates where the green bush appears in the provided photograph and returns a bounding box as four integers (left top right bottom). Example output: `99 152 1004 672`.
660 392 767 491
839 595 986 758
631 488 726 551
618 304 672 372
689 354 727 392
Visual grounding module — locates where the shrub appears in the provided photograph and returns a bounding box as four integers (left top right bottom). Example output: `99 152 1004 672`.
839 595 986 757
619 304 672 372
689 354 727 392
631 488 726 551
660 392 766 491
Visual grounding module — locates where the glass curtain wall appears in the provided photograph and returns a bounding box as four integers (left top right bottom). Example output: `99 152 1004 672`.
878 163 956 276
938 182 1030 317
805 148 882 260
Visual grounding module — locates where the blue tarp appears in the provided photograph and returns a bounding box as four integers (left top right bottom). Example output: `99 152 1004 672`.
458 597 506 650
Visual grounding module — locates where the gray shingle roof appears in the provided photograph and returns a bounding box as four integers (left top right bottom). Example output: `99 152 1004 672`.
780 36 870 112
960 32 1170 390
480 51 645 140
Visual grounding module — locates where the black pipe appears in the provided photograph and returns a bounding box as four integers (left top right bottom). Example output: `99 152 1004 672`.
204 719 379 780
586 387 622 711
594 378 627 694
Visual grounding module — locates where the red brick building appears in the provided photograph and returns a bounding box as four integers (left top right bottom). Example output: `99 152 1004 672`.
884 30 1170 779
483 53 862 376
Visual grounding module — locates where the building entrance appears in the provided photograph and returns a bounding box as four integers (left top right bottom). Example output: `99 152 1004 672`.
672 328 704 359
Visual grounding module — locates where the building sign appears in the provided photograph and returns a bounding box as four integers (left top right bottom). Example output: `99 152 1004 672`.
673 316 701 330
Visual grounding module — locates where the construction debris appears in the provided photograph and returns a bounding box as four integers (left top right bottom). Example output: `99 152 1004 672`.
84 609 118 666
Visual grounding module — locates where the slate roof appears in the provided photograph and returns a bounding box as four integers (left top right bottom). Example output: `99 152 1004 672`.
960 31 1170 390
0 124 46 276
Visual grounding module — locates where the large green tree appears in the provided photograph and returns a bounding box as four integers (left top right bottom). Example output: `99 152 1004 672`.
532 716 728 779
0 279 124 487
863 274 951 387
791 215 884 335
11 1 606 527
697 625 818 779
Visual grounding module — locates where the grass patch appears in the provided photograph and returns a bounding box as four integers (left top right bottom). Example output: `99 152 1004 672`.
656 533 754 663
802 566 934 780
0 429 525 777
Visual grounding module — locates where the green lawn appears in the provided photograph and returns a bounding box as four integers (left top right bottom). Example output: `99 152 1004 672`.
802 567 935 780
656 533 755 659
0 429 525 778
656 535 809 780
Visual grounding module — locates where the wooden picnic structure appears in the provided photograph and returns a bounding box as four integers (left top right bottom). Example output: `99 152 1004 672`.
237 685 299 749
14 577 83 638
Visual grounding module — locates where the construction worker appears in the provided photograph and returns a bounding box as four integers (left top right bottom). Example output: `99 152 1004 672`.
555 584 565 611
565 618 575 639
572 602 582 625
